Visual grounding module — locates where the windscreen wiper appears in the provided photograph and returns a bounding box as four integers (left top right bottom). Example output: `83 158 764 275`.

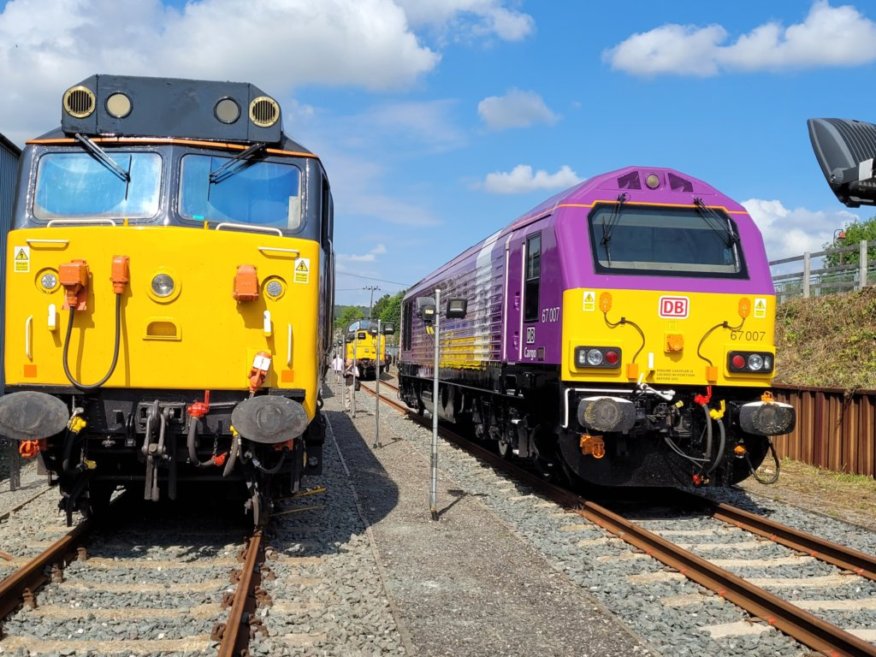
209 142 266 184
600 192 627 264
693 197 738 247
74 133 130 183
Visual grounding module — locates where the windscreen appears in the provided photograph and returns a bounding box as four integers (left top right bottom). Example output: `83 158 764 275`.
179 154 302 230
34 152 161 221
589 204 746 277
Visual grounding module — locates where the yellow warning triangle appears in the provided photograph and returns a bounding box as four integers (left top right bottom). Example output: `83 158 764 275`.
584 292 594 302
296 260 308 271
15 249 27 260
755 299 766 309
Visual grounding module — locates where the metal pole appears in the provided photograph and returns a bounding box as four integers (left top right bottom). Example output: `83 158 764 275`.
352 331 358 417
430 288 441 521
860 240 868 290
374 320 381 448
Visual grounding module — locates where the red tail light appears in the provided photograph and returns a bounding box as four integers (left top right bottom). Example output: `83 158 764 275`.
728 351 774 374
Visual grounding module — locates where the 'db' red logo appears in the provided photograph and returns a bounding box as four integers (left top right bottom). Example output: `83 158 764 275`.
659 296 689 318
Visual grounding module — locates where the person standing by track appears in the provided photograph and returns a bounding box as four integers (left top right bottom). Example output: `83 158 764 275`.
331 353 344 385
343 359 360 413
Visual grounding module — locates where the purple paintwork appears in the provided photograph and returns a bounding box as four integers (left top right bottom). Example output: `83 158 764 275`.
401 166 774 370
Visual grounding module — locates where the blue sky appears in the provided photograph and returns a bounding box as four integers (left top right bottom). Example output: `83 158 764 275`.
0 0 873 306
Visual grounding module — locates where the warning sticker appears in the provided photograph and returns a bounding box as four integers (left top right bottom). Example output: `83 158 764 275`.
753 297 768 319
293 258 310 284
13 246 30 273
582 290 595 312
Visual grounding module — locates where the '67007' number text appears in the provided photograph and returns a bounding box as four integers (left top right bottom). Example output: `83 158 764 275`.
730 330 766 342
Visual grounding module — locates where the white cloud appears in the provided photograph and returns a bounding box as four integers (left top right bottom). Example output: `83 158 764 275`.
337 243 389 265
319 149 442 227
354 100 466 152
0 0 440 144
397 0 534 42
478 89 558 130
480 164 581 194
604 1 876 76
742 198 860 260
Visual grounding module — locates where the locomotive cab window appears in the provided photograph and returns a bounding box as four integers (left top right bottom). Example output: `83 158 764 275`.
589 205 746 278
33 151 161 221
524 232 541 322
179 154 302 230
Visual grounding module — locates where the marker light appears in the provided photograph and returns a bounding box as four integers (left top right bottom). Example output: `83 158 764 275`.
215 98 241 124
151 274 175 298
645 173 660 189
575 346 622 369
105 92 132 119
728 351 774 374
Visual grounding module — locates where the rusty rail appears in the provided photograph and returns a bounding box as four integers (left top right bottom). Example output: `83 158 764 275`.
772 384 876 477
575 500 876 657
673 490 876 580
216 531 264 657
369 384 876 656
0 518 92 620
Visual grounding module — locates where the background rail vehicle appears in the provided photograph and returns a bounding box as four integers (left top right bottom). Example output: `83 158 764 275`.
398 166 796 488
344 319 389 380
0 75 334 525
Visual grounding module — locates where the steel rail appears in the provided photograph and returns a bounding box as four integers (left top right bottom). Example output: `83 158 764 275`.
366 383 876 657
0 517 93 620
217 531 263 657
675 491 876 581
575 501 876 657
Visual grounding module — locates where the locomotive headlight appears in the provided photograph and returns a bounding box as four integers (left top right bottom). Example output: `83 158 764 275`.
264 278 285 300
728 351 774 374
38 270 59 293
151 273 175 298
574 346 623 369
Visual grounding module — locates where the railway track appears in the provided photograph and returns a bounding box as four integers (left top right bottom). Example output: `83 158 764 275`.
360 378 876 657
0 492 271 655
0 418 406 656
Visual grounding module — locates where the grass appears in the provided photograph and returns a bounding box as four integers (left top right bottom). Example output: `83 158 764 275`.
774 286 876 390
739 457 876 526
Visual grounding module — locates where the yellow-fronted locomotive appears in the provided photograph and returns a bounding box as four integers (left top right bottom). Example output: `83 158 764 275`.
0 75 334 524
344 320 388 379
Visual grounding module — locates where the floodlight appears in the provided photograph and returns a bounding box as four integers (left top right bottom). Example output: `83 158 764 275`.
808 118 876 207
383 324 395 335
421 304 436 324
446 298 468 319
416 296 436 318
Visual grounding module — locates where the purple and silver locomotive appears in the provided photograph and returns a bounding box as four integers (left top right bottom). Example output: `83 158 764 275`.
398 166 795 487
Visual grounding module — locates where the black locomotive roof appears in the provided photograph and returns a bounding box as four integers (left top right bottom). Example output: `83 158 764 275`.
52 74 304 148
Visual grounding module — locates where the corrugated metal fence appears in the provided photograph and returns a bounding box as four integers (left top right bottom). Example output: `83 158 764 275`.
772 384 876 478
